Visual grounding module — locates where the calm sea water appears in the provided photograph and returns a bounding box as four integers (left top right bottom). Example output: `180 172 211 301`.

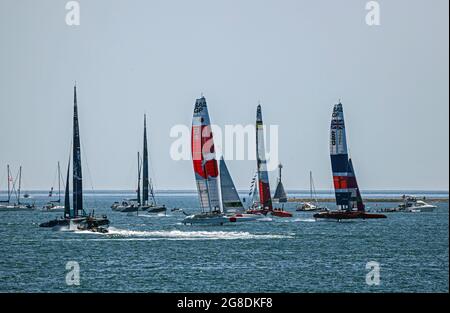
0 191 448 293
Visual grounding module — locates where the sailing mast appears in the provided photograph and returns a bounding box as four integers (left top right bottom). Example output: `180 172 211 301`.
7 165 11 203
17 166 22 205
142 114 150 206
330 101 365 211
191 96 220 213
58 162 61 203
64 155 71 218
256 104 273 211
72 85 84 217
137 152 141 206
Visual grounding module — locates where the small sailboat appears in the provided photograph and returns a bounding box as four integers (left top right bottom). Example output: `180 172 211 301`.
0 165 35 212
314 102 386 220
39 85 109 232
112 115 166 213
183 97 257 225
111 152 144 212
296 171 328 212
43 162 65 212
254 104 292 218
0 165 13 211
141 115 167 213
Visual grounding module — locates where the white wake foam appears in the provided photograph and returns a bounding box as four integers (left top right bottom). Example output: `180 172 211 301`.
106 227 291 240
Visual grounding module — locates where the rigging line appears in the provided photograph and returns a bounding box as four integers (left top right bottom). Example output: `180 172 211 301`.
147 119 158 204
80 140 98 209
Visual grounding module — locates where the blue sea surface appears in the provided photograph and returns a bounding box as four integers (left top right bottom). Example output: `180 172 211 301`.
0 191 448 292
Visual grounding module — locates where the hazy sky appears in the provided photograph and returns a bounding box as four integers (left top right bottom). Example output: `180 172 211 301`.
0 0 448 191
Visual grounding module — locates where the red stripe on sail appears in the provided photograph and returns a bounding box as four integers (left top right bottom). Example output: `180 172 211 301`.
259 181 271 208
333 176 348 189
191 125 206 178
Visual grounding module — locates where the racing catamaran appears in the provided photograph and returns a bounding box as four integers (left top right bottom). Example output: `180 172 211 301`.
111 115 166 213
254 104 292 218
39 85 110 232
314 102 386 220
183 97 258 225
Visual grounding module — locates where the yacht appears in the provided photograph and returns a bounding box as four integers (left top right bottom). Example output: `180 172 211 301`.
399 195 437 212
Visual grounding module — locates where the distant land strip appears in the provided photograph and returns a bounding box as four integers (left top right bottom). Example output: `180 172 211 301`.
287 197 449 203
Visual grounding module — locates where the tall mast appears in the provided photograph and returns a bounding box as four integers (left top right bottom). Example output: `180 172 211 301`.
256 104 273 210
18 166 22 204
58 161 61 202
142 114 149 205
64 155 71 218
310 171 313 201
7 164 10 202
72 84 83 217
137 152 141 206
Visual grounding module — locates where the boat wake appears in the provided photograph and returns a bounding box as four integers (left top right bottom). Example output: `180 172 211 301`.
105 227 292 240
257 217 273 222
138 213 169 218
288 217 316 223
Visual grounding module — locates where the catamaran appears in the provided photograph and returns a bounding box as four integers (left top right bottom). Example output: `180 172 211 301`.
39 85 109 232
296 171 328 212
43 162 65 212
253 104 292 218
111 115 166 213
314 102 386 220
183 97 259 225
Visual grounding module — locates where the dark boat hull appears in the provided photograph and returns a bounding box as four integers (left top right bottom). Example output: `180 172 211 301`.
39 216 110 229
144 205 167 213
313 210 387 220
271 210 293 217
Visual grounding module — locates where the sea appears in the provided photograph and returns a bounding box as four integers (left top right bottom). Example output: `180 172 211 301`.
0 190 448 293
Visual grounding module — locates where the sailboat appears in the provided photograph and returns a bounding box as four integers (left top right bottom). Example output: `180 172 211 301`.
43 162 65 212
183 97 258 225
253 104 292 218
0 165 13 211
313 102 386 220
140 115 166 213
39 85 110 232
111 115 167 213
296 171 328 212
111 152 144 212
0 165 35 212
273 163 287 203
219 157 259 222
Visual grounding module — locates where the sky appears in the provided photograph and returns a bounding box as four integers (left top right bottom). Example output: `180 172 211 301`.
0 0 448 191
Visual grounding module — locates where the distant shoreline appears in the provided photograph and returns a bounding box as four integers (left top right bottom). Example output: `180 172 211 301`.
287 197 449 203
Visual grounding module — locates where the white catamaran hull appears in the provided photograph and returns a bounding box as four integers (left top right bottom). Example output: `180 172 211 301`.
183 214 230 225
42 206 65 212
183 213 259 225
405 204 436 212
0 205 34 212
